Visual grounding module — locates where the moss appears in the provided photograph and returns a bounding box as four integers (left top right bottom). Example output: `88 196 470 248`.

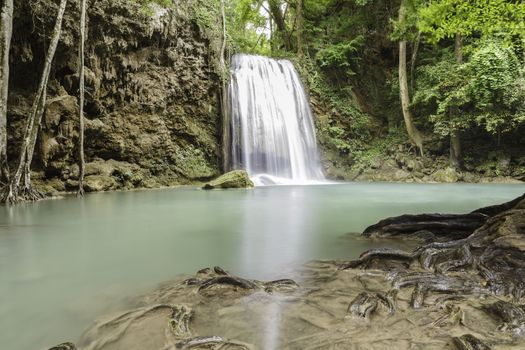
202 170 254 189
172 146 218 180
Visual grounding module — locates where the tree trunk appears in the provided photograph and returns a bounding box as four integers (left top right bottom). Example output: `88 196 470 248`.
450 33 463 169
5 0 68 203
297 0 304 57
268 0 291 51
398 0 424 156
409 32 421 93
219 0 230 173
77 0 86 196
0 0 13 184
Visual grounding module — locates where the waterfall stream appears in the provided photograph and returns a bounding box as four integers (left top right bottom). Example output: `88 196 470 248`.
227 54 325 185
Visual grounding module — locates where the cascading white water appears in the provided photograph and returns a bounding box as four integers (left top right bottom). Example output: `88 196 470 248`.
228 54 325 185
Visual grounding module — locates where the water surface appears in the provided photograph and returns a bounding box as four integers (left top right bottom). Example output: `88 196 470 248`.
0 183 522 350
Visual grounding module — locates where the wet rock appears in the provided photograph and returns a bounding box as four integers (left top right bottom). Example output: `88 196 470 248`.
462 172 481 183
48 343 76 350
347 292 379 318
84 175 117 192
176 336 254 350
202 170 254 190
432 167 459 183
452 334 491 350
406 158 423 172
363 213 488 239
393 169 411 181
484 301 525 336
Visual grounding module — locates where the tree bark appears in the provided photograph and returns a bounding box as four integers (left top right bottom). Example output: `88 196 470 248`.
450 33 463 169
77 0 87 196
297 0 304 57
398 0 424 156
268 0 291 51
409 32 421 92
220 0 230 172
5 0 68 203
0 0 13 184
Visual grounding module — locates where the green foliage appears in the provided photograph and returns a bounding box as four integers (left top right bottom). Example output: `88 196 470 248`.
391 0 425 41
135 0 174 15
314 80 375 155
412 51 470 135
315 36 364 76
418 0 525 44
352 127 407 168
468 42 525 135
413 41 525 138
192 0 221 30
226 0 272 55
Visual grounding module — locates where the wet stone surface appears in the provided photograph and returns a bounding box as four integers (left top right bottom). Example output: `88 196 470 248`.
51 194 525 350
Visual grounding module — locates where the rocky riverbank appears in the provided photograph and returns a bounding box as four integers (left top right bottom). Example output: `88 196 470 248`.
48 193 525 349
322 144 525 184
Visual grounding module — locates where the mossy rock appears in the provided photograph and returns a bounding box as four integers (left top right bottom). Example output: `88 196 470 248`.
202 170 254 190
431 167 459 183
84 175 117 192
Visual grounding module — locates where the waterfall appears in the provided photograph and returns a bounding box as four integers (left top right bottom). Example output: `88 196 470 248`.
227 54 325 185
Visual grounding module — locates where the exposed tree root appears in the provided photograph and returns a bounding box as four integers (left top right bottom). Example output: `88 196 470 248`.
452 334 492 350
198 276 259 293
0 183 45 204
483 301 525 337
176 335 254 349
344 195 525 313
190 267 299 296
363 213 488 240
79 302 254 350
52 195 525 350
81 304 177 350
169 305 193 338
340 248 415 270
48 343 77 350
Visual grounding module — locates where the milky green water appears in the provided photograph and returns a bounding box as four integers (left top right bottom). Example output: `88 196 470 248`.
0 183 523 350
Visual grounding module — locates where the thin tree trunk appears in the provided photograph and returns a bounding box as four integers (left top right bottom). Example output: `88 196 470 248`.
220 0 230 172
297 0 304 57
5 0 68 203
77 0 86 196
268 0 291 51
0 0 13 184
398 0 424 156
450 33 463 169
409 31 420 92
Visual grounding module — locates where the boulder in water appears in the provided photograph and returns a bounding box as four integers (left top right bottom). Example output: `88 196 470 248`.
202 170 254 190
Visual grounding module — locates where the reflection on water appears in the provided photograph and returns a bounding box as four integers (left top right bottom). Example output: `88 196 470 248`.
0 183 523 350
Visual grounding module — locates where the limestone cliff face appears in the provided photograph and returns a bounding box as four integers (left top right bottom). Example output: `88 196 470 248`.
8 0 222 193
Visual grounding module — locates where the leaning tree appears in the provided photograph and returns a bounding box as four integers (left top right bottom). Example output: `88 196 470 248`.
5 0 69 203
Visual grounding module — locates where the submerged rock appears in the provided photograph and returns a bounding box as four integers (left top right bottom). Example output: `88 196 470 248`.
202 170 254 190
